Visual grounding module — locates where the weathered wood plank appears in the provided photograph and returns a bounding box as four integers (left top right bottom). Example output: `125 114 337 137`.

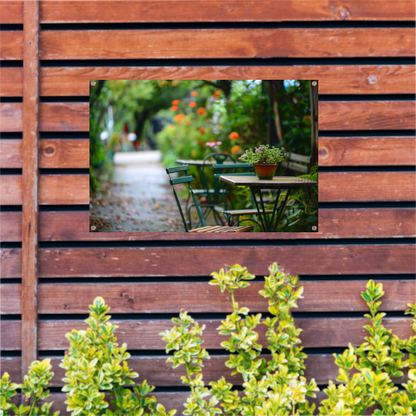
39 28 415 60
320 172 416 202
39 139 89 168
39 65 416 96
21 0 40 376
37 245 416 277
0 139 89 168
0 103 22 132
1 317 412 351
36 280 415 314
39 0 416 23
319 137 416 166
320 101 415 130
0 212 22 242
0 67 23 96
0 284 21 314
2 208 415 242
0 175 89 205
39 102 416 132
0 249 22 278
39 103 89 132
0 139 22 168
0 1 23 24
1 320 21 350
0 31 23 60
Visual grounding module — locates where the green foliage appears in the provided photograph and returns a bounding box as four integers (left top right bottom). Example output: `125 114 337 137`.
319 280 416 416
61 296 175 416
0 359 58 416
162 263 318 416
238 145 286 165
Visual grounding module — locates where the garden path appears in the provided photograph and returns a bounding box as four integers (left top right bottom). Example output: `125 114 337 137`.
90 151 187 232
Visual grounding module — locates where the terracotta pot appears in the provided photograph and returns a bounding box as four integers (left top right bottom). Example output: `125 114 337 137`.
254 164 278 180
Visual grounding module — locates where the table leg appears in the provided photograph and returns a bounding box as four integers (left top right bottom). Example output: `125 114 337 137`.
271 188 292 232
268 188 283 232
251 188 266 232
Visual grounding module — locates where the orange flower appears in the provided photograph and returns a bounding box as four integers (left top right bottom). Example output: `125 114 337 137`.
171 105 178 111
186 121 191 126
213 89 221 99
177 120 183 125
197 139 203 145
169 124 175 129
223 151 230 155
197 107 206 115
191 91 198 97
199 127 205 134
189 102 197 108
303 115 311 124
231 145 242 154
229 132 239 140
172 99 180 105
174 113 185 121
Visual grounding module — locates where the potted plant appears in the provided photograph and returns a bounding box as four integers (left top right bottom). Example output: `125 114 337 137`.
239 144 286 179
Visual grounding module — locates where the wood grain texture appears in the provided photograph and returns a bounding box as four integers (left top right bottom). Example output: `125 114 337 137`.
2 317 411 351
0 212 22 242
0 103 22 132
35 280 415 314
0 249 21 278
39 103 89 132
0 31 23 60
0 139 22 168
1 208 415 242
319 137 416 166
1 320 21 350
320 172 416 202
39 65 416 96
22 0 40 375
37 245 416 278
0 175 89 205
0 175 22 205
320 101 415 130
30 101 416 133
1 284 21 314
0 67 23 96
0 1 23 24
39 0 416 23
39 139 89 168
39 28 415 60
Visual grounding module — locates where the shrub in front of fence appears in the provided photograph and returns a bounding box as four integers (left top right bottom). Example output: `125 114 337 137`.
1 264 415 416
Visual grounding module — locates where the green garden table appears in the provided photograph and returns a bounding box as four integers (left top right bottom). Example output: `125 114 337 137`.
219 175 317 232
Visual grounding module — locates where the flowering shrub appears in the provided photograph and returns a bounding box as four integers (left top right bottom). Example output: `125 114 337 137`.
239 145 286 165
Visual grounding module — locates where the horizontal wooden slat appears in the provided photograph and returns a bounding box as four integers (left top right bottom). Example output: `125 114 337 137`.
0 139 89 168
39 103 89 132
320 172 416 202
39 29 415 60
4 102 414 132
35 245 415 278
1 208 414 242
32 280 415 314
0 139 22 168
0 284 21 314
0 31 23 60
320 101 415 130
0 175 89 205
39 139 89 168
1 317 412 350
0 103 22 132
0 1 23 24
1 320 21 350
0 249 21 278
38 1 415 23
319 137 416 166
0 67 23 96
38 65 416 96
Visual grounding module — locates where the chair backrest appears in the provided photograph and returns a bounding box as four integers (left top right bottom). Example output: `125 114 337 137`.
165 165 205 232
200 152 236 194
281 152 311 175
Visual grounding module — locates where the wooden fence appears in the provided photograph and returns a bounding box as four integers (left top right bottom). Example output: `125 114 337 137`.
1 1 415 413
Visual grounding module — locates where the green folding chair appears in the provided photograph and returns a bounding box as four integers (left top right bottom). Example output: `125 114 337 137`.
166 164 253 233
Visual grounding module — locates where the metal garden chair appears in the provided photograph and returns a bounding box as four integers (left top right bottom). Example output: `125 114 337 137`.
166 164 253 233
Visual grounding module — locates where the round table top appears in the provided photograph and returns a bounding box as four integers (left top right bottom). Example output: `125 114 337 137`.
219 175 317 189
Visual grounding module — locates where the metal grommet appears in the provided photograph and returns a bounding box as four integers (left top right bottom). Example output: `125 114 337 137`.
91 81 96 86
312 81 317 86
91 225 96 231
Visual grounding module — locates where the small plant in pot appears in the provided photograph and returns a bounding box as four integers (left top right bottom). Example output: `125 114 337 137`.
239 144 286 179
